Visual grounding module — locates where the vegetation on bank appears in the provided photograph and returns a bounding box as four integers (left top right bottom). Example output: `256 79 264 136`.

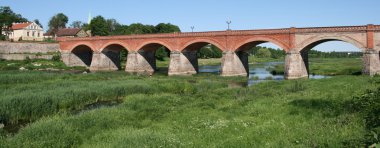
0 58 85 71
0 70 379 147
270 58 362 76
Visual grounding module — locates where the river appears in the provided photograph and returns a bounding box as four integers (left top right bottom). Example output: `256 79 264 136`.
198 62 329 86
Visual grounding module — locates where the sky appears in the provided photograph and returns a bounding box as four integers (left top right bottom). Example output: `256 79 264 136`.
1 0 379 51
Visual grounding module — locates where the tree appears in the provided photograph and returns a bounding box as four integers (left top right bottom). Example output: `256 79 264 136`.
155 23 180 33
106 19 120 33
0 6 28 40
255 48 272 58
48 13 68 35
155 47 169 61
70 21 84 28
33 19 43 28
198 45 222 59
90 16 109 36
126 23 156 34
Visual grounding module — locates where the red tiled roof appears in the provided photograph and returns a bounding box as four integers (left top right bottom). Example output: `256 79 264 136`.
43 30 54 36
56 28 82 37
11 22 32 30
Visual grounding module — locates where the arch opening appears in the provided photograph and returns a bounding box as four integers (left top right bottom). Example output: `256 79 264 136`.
235 41 286 79
300 40 363 76
71 45 93 67
101 44 128 70
182 42 223 74
137 43 171 74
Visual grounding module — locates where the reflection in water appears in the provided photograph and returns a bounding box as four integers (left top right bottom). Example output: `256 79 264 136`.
198 62 330 86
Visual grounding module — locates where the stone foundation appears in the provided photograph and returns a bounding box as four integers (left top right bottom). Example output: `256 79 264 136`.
89 52 119 71
284 50 308 79
125 51 156 74
362 49 380 75
168 51 198 76
61 52 91 67
220 51 248 77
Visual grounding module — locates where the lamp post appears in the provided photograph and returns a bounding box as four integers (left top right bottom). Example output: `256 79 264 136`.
191 26 194 32
226 20 232 30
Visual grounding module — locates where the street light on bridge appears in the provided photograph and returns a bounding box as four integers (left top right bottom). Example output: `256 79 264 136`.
191 26 194 32
226 20 232 30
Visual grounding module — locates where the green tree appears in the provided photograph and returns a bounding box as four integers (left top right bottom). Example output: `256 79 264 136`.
70 21 84 28
198 45 222 59
155 23 180 33
155 47 169 61
106 19 120 33
48 13 68 35
256 48 272 58
90 16 109 36
33 19 43 28
126 23 156 34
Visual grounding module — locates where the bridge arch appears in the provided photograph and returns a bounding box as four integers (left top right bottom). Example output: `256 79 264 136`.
69 42 96 52
294 35 368 77
297 35 366 52
135 40 173 52
99 43 129 70
180 38 225 52
99 41 131 52
234 37 289 52
71 44 94 67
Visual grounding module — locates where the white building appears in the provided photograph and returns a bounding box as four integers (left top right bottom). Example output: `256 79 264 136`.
6 22 44 41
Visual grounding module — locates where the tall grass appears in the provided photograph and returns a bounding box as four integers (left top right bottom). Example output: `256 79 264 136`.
0 71 379 147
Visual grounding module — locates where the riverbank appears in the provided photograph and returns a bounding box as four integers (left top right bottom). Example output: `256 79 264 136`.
0 70 379 147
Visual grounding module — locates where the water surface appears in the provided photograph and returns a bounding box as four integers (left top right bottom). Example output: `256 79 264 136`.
199 62 329 86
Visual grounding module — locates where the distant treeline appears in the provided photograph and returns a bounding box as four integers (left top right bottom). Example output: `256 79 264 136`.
308 50 362 58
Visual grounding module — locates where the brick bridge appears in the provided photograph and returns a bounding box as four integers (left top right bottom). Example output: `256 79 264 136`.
58 24 380 79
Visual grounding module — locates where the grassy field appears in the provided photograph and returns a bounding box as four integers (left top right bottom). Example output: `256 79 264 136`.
0 57 379 147
270 58 363 76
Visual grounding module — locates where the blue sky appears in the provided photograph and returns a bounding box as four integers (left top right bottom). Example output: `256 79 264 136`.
1 0 379 51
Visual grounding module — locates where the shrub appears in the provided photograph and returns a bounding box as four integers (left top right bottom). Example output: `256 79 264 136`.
349 87 380 146
0 35 5 41
23 56 31 64
52 52 61 61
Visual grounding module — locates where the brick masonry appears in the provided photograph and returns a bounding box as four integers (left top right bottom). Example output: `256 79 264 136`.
58 25 380 78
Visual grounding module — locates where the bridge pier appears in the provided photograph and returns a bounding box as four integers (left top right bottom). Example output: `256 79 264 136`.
284 50 308 79
220 51 248 76
89 52 119 71
362 49 380 75
125 51 156 75
168 51 198 76
61 52 92 67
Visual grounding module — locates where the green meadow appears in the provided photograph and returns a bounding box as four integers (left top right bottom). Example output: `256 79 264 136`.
0 58 379 147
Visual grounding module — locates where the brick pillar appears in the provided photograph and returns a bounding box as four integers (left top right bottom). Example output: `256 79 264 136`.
168 51 198 76
125 51 155 75
284 50 308 79
89 52 119 71
362 49 380 76
220 51 248 76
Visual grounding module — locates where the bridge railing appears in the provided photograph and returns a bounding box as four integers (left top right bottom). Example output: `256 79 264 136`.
57 25 380 41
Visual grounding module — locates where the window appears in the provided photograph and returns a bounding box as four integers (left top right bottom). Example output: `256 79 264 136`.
27 32 29 36
38 32 40 37
32 32 35 37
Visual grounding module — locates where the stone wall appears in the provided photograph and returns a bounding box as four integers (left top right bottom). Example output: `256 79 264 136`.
0 42 60 60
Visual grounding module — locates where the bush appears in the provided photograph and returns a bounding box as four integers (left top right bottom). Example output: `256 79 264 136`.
155 47 168 61
52 52 61 61
256 48 272 58
23 56 31 64
349 87 380 146
0 35 6 41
